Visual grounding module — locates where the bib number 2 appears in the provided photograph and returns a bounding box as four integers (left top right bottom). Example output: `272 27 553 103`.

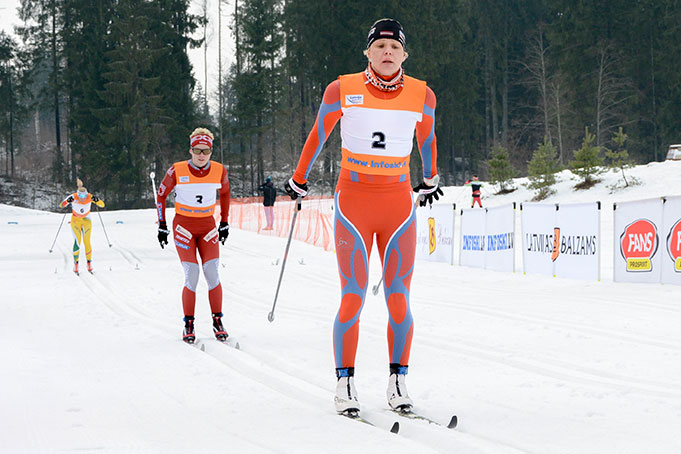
371 132 386 149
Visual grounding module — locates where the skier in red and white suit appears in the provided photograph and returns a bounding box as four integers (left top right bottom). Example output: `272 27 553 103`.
156 128 231 344
284 19 443 414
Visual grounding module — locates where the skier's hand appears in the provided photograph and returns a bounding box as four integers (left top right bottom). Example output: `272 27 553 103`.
412 175 443 207
218 222 229 245
92 195 99 202
284 177 308 200
66 195 74 203
158 222 169 249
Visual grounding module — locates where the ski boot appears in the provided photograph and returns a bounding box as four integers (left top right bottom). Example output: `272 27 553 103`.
387 363 413 412
182 316 196 344
334 367 360 414
73 261 79 274
87 260 93 273
212 312 228 342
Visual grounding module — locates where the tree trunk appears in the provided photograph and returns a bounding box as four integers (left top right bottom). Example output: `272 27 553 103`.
51 0 63 180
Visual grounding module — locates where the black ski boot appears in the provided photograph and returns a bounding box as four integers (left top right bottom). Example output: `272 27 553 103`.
182 316 196 344
212 312 228 342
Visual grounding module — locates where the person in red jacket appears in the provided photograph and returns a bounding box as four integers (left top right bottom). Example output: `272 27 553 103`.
465 174 484 208
284 18 442 416
155 128 231 344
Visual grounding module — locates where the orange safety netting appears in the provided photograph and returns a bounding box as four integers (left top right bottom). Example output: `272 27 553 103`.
216 196 336 251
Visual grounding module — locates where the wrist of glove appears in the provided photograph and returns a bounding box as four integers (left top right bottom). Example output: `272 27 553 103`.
92 195 99 202
158 222 169 249
284 177 309 200
218 222 229 245
412 175 444 207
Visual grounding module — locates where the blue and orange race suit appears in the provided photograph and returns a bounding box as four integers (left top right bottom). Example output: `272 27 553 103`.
292 71 438 370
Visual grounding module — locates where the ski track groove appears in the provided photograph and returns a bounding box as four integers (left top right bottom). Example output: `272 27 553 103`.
223 272 681 399
72 271 448 451
68 239 680 453
71 262 525 453
412 297 681 351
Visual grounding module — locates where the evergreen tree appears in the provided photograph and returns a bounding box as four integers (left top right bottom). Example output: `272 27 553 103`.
486 144 516 193
0 32 26 177
17 0 67 181
605 126 637 189
570 127 604 188
527 137 560 200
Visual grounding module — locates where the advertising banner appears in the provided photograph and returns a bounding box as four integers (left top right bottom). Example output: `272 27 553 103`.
484 204 516 272
613 197 663 283
415 203 455 264
553 202 600 281
661 195 681 285
459 208 486 269
521 203 557 276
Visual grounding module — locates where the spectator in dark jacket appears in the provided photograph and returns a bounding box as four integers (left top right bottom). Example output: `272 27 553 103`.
258 176 277 230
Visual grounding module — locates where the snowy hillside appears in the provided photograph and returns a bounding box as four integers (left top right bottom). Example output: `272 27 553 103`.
1 160 681 453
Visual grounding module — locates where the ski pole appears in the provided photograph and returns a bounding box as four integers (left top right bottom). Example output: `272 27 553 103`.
48 212 68 253
95 205 112 247
371 194 423 296
268 198 302 323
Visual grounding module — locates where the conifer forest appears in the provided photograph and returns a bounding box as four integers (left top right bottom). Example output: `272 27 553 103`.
1 0 680 208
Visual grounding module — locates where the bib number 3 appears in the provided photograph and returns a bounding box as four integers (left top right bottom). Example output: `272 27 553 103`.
196 195 204 204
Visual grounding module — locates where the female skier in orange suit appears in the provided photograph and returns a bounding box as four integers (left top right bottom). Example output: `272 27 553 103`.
284 19 443 415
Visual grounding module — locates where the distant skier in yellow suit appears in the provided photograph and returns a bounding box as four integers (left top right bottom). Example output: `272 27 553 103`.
60 179 105 274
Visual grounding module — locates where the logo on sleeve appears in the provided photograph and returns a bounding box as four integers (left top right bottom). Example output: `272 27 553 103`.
345 95 364 105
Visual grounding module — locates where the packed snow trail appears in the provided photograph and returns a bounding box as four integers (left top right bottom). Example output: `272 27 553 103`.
3 161 681 453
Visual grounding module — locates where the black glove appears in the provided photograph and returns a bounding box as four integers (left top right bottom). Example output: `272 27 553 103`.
218 222 229 245
284 177 309 200
412 178 444 207
92 195 99 202
158 222 169 249
66 195 74 203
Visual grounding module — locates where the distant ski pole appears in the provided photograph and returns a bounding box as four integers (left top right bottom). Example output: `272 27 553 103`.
95 206 112 247
268 198 302 322
371 195 423 296
371 277 383 296
48 212 68 253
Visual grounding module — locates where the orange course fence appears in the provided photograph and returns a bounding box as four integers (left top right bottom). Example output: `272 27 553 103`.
222 196 336 251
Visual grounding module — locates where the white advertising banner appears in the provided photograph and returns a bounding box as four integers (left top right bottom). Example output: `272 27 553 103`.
459 208 486 269
521 203 557 276
484 204 515 272
613 197 664 283
415 203 455 264
661 195 681 285
553 202 601 281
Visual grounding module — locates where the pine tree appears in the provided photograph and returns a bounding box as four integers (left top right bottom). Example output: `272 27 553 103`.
605 126 637 189
486 144 516 193
527 137 560 200
570 127 604 189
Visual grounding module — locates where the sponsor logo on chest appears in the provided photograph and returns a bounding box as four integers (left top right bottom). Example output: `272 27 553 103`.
345 94 364 105
179 176 190 183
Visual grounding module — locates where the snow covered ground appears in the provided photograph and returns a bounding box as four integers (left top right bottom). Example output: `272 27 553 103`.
2 161 681 453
